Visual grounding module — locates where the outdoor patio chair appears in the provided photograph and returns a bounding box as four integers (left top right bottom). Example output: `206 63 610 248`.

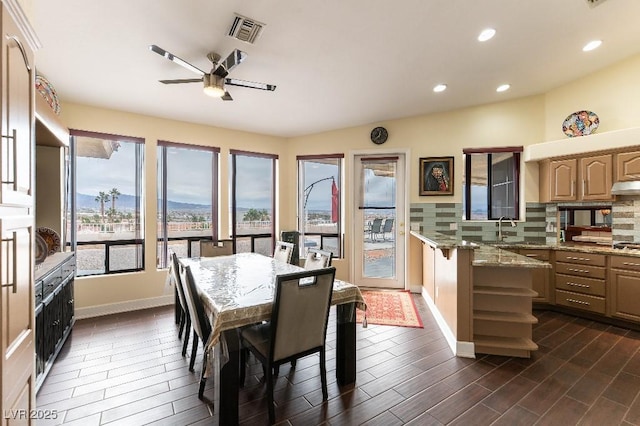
382 218 394 240
369 218 383 241
239 267 336 424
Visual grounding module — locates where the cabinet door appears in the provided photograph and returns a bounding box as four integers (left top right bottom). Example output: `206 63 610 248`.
580 154 613 201
1 10 33 207
610 268 640 322
549 159 577 201
615 151 640 182
0 216 34 419
519 249 551 303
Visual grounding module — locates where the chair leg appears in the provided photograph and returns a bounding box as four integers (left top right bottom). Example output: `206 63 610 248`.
198 347 208 400
320 349 328 400
177 309 185 339
182 316 191 357
189 330 198 372
290 359 296 368
239 348 247 387
267 363 275 424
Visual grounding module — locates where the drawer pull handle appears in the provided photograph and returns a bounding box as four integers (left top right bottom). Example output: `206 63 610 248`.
525 254 539 258
566 256 591 262
566 298 590 306
567 282 590 288
568 268 590 274
622 262 640 267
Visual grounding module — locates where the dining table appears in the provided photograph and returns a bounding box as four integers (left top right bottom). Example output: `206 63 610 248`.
178 252 366 425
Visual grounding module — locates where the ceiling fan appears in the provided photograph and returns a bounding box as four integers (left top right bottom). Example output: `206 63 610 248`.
149 45 276 101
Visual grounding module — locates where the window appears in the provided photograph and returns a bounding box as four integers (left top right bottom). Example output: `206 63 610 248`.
157 141 219 268
230 150 277 256
463 146 522 220
70 130 144 276
297 155 343 258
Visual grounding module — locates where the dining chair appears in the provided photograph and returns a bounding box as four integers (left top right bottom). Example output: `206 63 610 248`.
180 264 213 400
200 239 233 257
303 248 333 270
273 240 295 264
239 267 336 424
170 252 191 357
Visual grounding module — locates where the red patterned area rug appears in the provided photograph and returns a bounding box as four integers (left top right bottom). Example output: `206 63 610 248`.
356 290 423 328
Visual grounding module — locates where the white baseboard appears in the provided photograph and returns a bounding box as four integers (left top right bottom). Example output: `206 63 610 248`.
420 288 475 359
75 295 174 320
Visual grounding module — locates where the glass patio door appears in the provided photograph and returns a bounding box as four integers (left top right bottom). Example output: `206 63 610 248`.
353 155 405 288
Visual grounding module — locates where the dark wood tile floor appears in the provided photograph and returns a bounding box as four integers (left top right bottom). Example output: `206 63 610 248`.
37 295 640 425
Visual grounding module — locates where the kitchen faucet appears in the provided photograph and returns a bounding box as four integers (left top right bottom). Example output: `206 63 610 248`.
498 216 517 241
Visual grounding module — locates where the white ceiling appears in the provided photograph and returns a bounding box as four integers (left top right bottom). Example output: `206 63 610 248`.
32 0 640 138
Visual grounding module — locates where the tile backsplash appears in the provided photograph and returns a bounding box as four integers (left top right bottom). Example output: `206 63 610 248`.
411 196 640 245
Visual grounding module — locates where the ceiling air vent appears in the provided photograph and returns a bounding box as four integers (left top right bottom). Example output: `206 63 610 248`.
585 0 609 8
228 14 264 44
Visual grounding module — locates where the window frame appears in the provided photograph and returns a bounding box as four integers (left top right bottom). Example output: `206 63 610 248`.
157 140 220 269
297 153 344 258
463 146 523 221
69 129 145 276
230 149 278 254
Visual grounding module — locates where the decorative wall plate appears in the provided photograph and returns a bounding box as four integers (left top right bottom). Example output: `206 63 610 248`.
37 227 61 255
35 233 48 264
35 74 61 115
562 110 599 137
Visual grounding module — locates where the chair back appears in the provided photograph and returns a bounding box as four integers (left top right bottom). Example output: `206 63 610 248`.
273 240 295 264
171 253 189 314
303 248 333 270
269 267 336 363
179 264 212 341
370 218 383 232
200 239 233 257
383 218 394 233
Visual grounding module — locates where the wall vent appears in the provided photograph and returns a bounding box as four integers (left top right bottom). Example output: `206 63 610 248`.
585 0 609 8
228 14 265 44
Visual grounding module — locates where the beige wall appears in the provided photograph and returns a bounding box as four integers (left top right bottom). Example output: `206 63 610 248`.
46 53 640 312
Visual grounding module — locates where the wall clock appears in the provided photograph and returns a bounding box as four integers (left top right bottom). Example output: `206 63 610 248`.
370 127 388 145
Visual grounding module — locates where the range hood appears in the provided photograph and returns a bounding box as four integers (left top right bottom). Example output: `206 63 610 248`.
611 181 640 195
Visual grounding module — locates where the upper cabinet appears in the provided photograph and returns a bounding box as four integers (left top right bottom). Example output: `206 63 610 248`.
540 154 613 202
615 151 640 182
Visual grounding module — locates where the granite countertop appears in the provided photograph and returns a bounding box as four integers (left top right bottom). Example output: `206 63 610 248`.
472 245 551 268
409 230 479 250
493 241 640 258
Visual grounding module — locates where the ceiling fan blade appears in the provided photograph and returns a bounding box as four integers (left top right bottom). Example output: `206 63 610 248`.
221 91 233 101
213 49 247 77
225 78 276 91
159 78 203 84
149 44 206 76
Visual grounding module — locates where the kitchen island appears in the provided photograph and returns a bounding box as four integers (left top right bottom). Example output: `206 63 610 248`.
409 230 551 358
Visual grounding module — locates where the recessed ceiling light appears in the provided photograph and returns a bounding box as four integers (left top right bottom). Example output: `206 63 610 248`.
496 84 510 93
478 28 496 42
583 40 602 52
433 84 447 93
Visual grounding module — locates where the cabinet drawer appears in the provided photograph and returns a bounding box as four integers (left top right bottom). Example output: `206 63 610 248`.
35 281 43 306
555 251 606 266
555 274 605 297
555 262 606 279
610 255 640 272
555 289 605 314
42 268 62 299
61 256 76 277
519 249 550 261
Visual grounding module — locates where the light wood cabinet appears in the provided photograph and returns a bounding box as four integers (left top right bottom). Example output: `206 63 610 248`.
540 154 613 202
518 249 552 303
609 255 640 322
554 251 606 314
615 151 640 182
0 2 36 419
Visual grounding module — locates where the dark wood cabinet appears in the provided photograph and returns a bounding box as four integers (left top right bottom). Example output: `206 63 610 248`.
35 252 76 391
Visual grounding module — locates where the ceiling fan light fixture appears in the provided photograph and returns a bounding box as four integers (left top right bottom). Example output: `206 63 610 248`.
203 74 225 97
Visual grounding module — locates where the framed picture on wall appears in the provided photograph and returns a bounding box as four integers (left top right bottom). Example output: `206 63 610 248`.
419 157 454 196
